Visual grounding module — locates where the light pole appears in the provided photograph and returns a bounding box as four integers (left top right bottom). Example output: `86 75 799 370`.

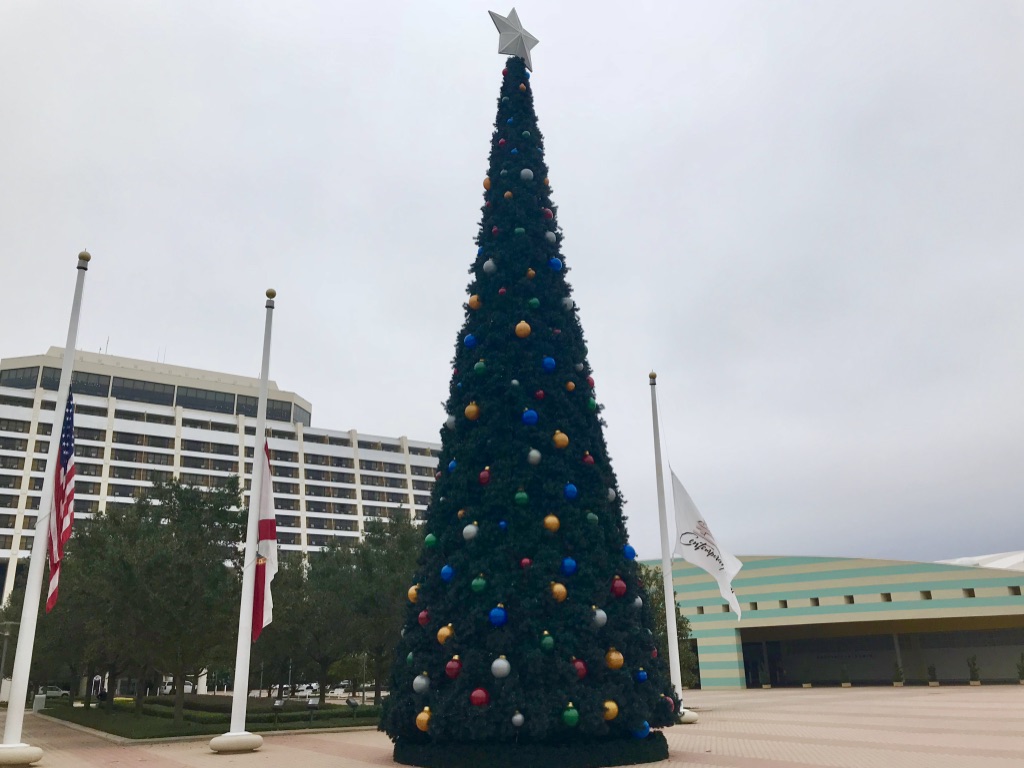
0 623 19 700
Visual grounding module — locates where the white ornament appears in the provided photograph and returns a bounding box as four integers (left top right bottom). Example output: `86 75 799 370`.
491 656 511 678
593 608 608 628
445 415 457 430
463 523 479 541
575 363 585 372
633 596 643 610
520 168 534 181
545 231 557 243
511 711 525 727
413 674 430 694
561 297 574 311
483 258 497 275
489 8 539 71
511 379 520 386
527 448 542 465
607 488 617 501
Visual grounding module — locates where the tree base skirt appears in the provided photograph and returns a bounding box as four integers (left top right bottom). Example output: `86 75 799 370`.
393 732 669 768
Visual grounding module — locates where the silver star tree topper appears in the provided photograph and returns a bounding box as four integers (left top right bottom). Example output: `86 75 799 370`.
489 8 539 71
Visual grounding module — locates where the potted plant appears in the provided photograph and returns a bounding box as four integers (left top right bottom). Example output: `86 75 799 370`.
892 663 904 687
1016 653 1024 685
840 665 851 688
967 655 980 685
927 664 939 687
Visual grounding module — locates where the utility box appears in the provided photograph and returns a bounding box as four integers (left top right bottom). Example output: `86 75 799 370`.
32 694 46 712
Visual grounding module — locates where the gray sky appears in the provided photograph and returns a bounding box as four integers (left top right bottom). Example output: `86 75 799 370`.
2 1 1022 564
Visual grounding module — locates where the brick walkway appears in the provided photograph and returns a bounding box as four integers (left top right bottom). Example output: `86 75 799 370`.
17 685 1024 767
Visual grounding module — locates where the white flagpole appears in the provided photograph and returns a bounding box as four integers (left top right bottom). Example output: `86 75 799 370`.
649 372 682 697
210 289 276 754
0 251 91 766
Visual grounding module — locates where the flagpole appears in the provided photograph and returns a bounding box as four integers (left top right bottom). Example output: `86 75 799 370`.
649 372 683 698
210 289 276 755
0 251 91 766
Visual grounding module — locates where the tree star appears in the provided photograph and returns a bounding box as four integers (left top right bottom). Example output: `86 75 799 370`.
489 8 539 71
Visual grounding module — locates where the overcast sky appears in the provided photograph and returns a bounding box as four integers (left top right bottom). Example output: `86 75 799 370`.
2 1 1022 564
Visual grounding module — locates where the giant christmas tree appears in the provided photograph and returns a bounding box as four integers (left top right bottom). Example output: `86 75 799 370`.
382 12 678 767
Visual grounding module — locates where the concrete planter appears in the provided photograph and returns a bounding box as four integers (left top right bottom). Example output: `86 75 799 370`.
969 680 981 686
802 683 812 688
893 682 904 687
928 681 940 687
761 684 772 689
841 682 852 688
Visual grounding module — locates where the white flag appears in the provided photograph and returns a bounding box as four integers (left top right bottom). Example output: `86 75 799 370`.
252 442 277 641
671 469 743 619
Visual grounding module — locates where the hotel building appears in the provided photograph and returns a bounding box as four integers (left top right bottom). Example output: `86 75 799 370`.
0 347 440 603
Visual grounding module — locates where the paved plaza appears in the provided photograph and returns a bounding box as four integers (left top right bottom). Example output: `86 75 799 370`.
19 686 1024 767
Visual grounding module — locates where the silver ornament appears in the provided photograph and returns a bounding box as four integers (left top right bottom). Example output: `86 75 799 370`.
413 674 430 694
512 711 525 727
520 168 534 181
527 448 542 465
483 258 497 274
545 231 557 243
463 523 479 541
511 379 520 386
633 596 644 610
575 363 585 372
561 297 574 311
593 608 608 628
491 657 511 678
445 414 457 429
607 488 617 501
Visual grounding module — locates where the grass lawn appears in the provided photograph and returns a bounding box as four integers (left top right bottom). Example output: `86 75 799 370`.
44 702 379 740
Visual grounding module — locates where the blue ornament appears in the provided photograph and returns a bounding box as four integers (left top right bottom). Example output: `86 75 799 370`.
564 483 579 500
510 148 518 155
548 257 563 272
542 357 556 372
524 70 530 79
635 669 648 683
632 721 650 739
447 460 457 473
477 246 484 255
440 565 454 582
499 520 508 531
623 544 637 560
560 557 577 575
464 334 477 348
489 606 508 627
506 117 514 125
522 409 539 426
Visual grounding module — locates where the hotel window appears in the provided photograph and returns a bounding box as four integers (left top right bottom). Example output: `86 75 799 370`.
70 371 111 397
0 395 33 408
27 477 43 491
77 481 102 495
111 376 174 406
25 497 41 510
962 588 976 598
75 404 108 418
270 450 298 463
0 457 24 471
33 441 49 454
307 534 329 548
1008 586 1021 596
778 600 788 609
0 419 31 434
881 593 892 602
0 366 40 389
40 367 61 391
695 606 704 615
292 404 312 427
176 386 235 415
0 476 19 490
0 515 15 528
77 445 104 459
844 595 855 605
274 498 299 512
810 597 820 606
0 438 28 452
920 591 932 600
76 427 106 442
748 602 758 611
328 436 351 447
408 446 434 457
266 400 292 423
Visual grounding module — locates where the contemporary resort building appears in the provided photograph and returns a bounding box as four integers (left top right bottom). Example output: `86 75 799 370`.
0 347 440 603
672 553 1024 689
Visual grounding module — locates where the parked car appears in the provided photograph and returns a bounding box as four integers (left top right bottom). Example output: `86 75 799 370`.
161 680 195 695
42 685 69 699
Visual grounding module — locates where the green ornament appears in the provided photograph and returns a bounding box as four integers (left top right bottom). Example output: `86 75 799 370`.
540 632 555 652
528 298 540 309
586 512 599 525
502 96 509 103
587 397 598 412
471 575 488 593
424 533 438 548
406 652 414 666
474 361 487 374
500 169 508 177
562 706 579 727
514 227 526 235
522 130 531 138
515 490 529 506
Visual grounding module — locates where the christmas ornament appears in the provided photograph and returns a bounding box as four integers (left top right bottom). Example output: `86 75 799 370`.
543 514 560 532
457 508 466 520
519 83 527 92
534 389 545 400
551 582 567 602
560 557 577 575
437 624 454 644
587 376 595 388
463 522 479 541
447 459 457 472
562 704 579 727
483 177 491 190
527 448 541 465
565 381 576 392
406 652 414 666
611 576 627 597
510 148 519 155
543 208 553 219
506 117 513 124
582 451 595 466
514 227 525 235
483 258 497 274
587 397 598 412
407 585 419 603
593 607 608 627
489 604 508 627
413 673 430 694
491 226 499 236
504 190 513 199
528 297 540 309
473 360 486 374
498 286 507 295
440 565 454 582
424 533 438 548
468 294 482 310
564 483 578 500
515 490 529 506
553 430 569 449
510 377 519 385
519 557 532 569
561 297 574 311
603 700 619 721
499 520 508 531
488 8 539 71
498 138 506 147
540 631 555 651
575 362 585 371
548 257 563 272
522 130 531 138
521 409 539 426
515 320 532 338
633 721 650 740
635 668 648 683
478 467 491 484
633 596 644 610
608 488 617 501
521 168 534 181
471 574 487 593
663 695 675 713
418 610 430 627
491 656 511 678
545 231 557 243
623 544 637 560
511 711 525 727
526 267 536 279
572 658 588 679
445 414 457 429
445 656 462 678
543 176 549 185
651 648 658 659
470 688 490 707
416 707 431 732
542 356 556 372
464 334 477 348
605 648 624 669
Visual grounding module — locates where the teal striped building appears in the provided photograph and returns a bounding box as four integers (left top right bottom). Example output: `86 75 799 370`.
664 554 1024 689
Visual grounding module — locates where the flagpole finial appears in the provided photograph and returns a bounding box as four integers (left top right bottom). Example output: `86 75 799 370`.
266 289 276 299
649 371 657 383
78 250 91 262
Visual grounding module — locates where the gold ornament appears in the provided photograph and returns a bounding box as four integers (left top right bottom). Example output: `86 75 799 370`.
504 191 513 200
408 584 419 604
483 177 491 190
437 624 454 644
543 177 550 186
468 294 482 310
519 83 527 91
465 402 480 420
515 321 532 338
603 700 619 720
605 648 624 670
543 514 560 532
416 707 431 732
553 430 570 449
458 508 466 520
565 381 576 392
526 268 536 279
551 582 567 602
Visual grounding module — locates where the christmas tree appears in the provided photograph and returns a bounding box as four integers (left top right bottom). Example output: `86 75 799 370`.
382 12 678 767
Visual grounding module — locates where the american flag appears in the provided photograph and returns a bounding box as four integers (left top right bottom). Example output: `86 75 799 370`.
46 394 75 612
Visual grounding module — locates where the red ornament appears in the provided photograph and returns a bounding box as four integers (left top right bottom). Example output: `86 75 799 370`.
485 201 491 208
434 472 442 481
470 687 490 707
445 657 463 679
611 576 628 598
552 329 561 336
543 208 553 220
572 659 588 679
499 138 507 147
502 67 508 75
583 452 595 466
651 648 658 659
498 287 507 296
418 610 430 627
492 226 499 236
663 695 675 713
479 468 491 485
587 376 595 388
520 557 532 570
534 390 545 401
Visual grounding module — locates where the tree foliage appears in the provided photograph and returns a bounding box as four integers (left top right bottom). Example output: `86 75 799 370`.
638 566 698 689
